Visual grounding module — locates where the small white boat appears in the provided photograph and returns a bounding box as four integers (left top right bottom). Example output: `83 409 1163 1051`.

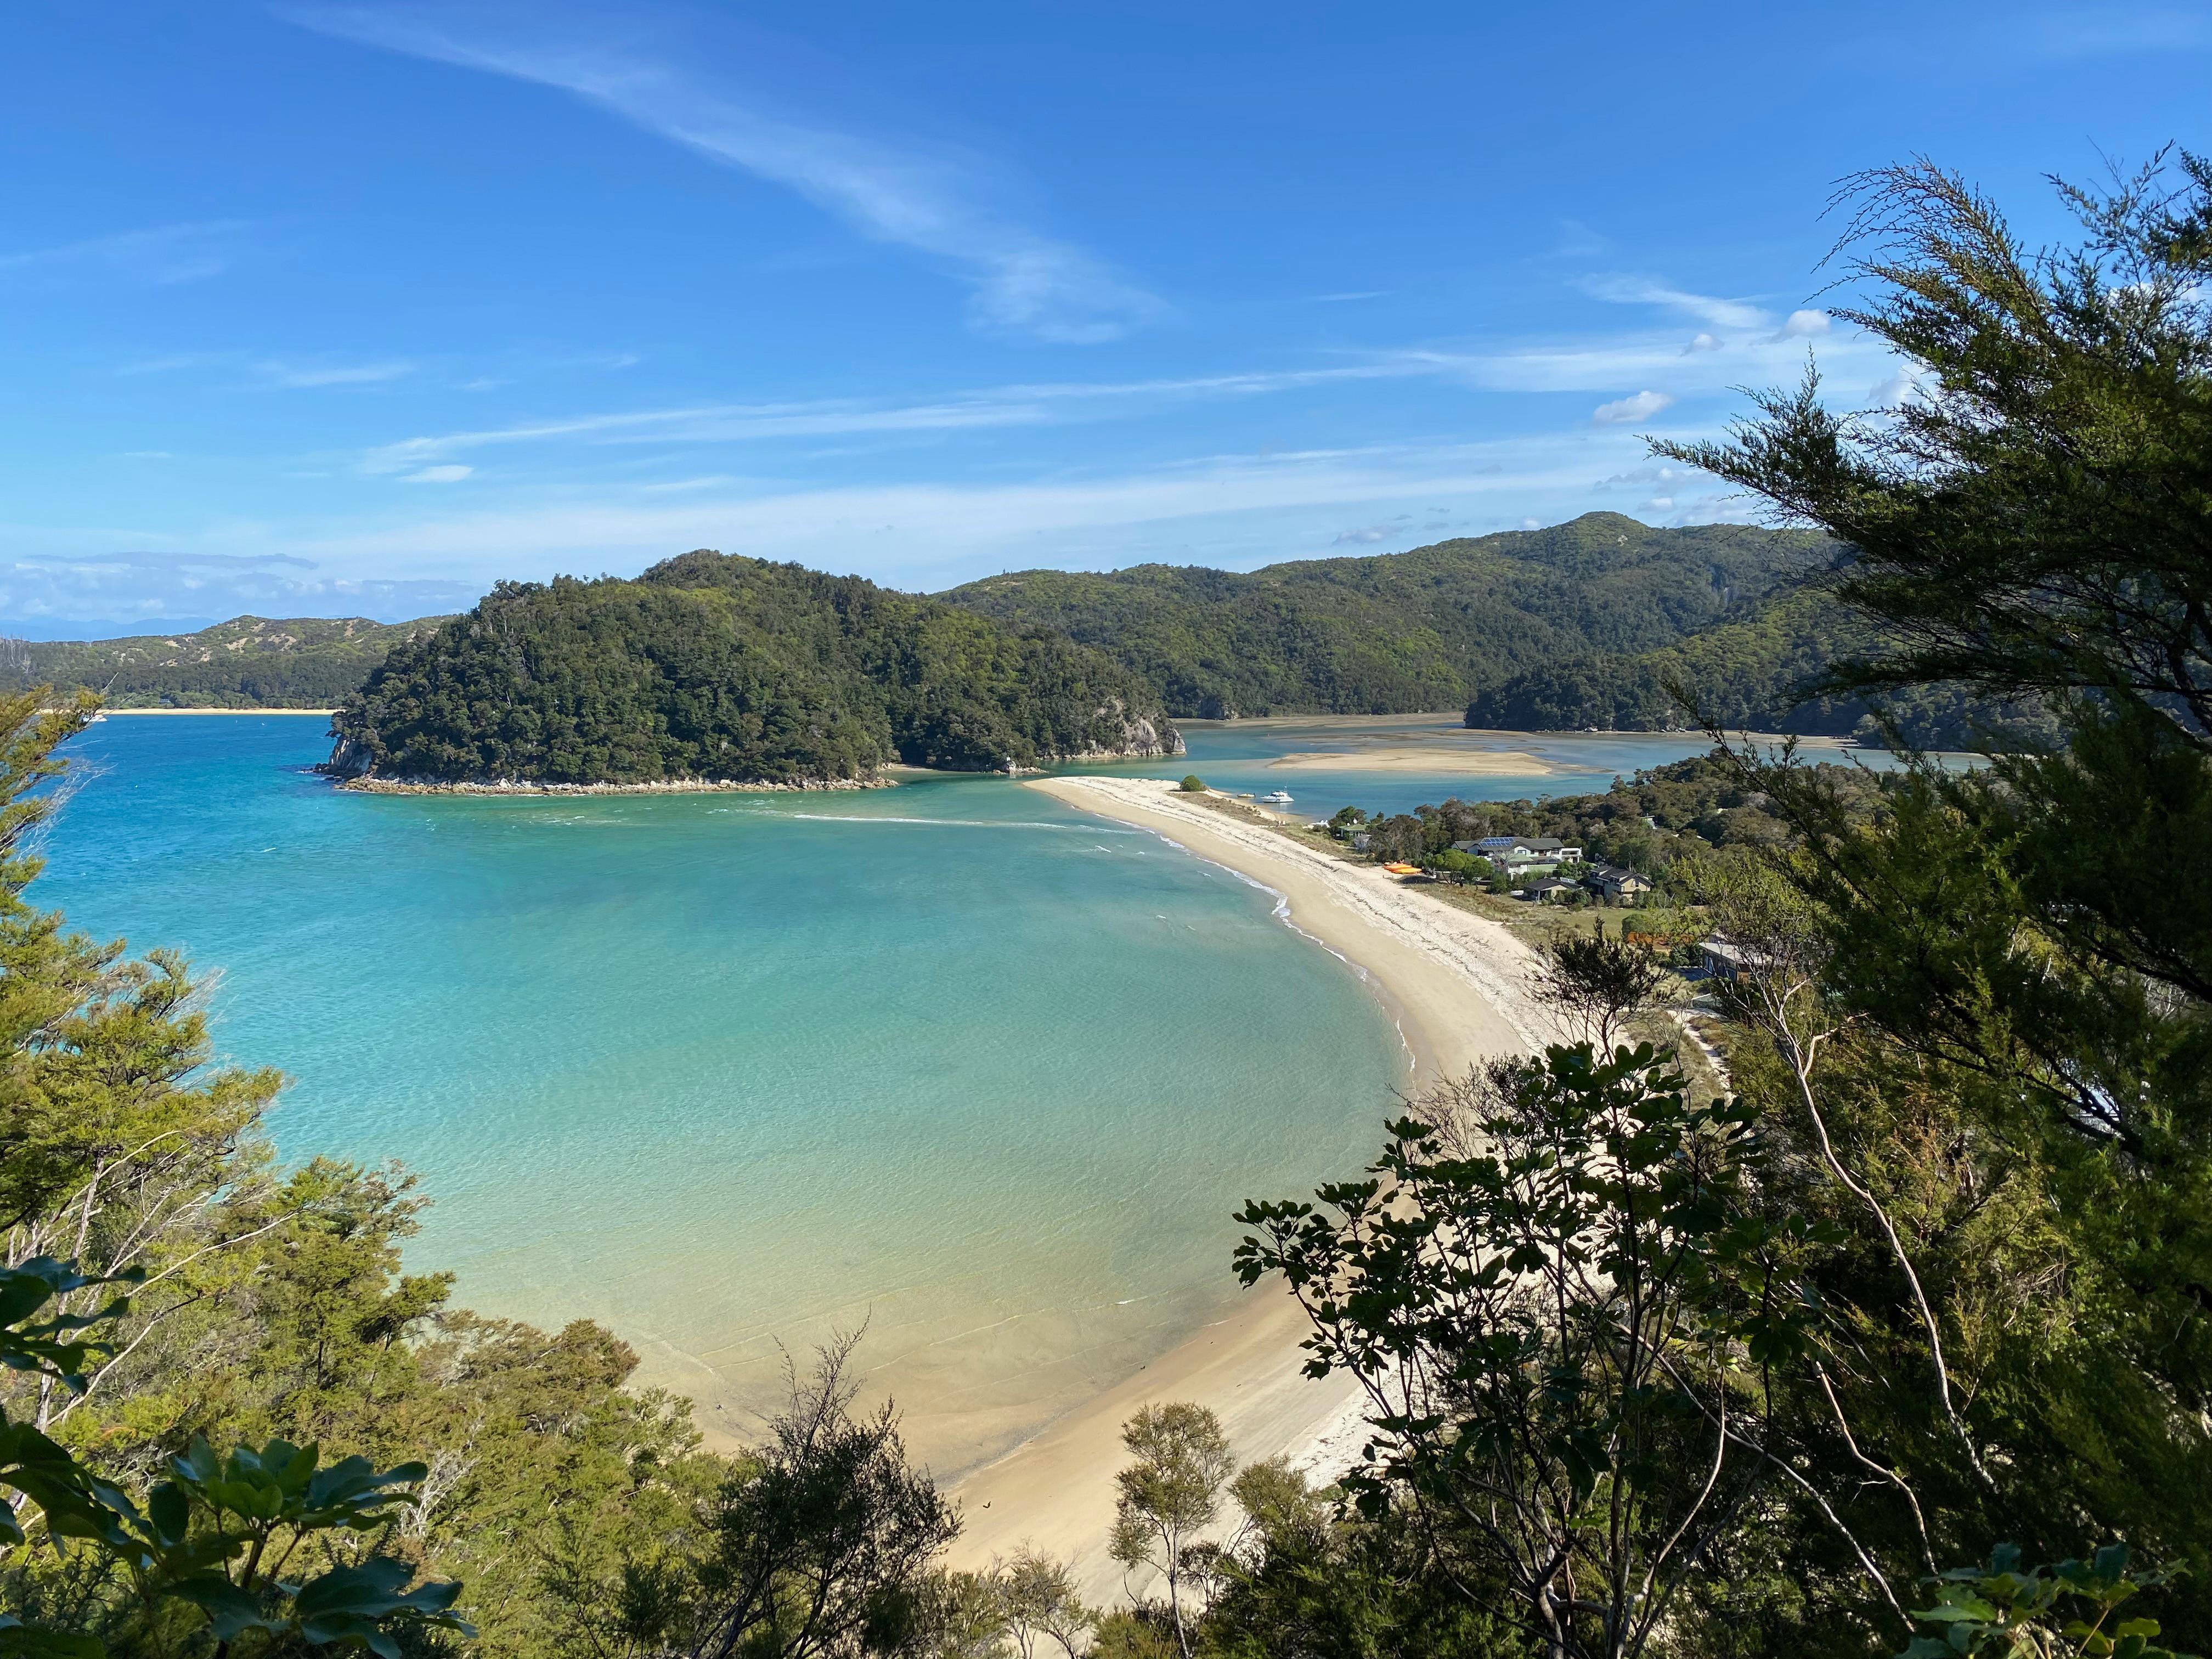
1261 789 1294 804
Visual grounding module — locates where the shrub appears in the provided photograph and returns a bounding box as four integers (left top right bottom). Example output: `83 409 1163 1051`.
1179 775 1207 792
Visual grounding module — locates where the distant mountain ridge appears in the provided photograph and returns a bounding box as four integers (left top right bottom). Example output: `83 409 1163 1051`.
0 614 452 708
12 516 2011 746
326 552 1180 787
939 512 1835 720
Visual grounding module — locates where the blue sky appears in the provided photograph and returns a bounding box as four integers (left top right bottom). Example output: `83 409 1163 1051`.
3 1 2207 631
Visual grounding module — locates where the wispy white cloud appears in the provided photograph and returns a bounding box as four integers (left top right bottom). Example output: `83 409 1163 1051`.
259 359 417 389
205 430 1698 590
286 7 1160 343
1592 390 1675 425
0 549 479 631
1578 275 1771 332
349 363 1431 474
1313 291 1389 303
401 465 474 483
0 221 251 285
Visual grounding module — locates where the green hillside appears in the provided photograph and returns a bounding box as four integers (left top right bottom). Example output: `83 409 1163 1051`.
938 512 1833 718
0 614 450 708
328 550 1181 786
1463 587 2057 746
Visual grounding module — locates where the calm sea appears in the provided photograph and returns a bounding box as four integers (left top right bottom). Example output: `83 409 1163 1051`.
44 714 1722 1470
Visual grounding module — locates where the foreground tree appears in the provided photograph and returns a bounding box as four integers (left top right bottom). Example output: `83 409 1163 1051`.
1236 1045 1850 1659
1109 1404 1234 1659
1647 149 2212 1646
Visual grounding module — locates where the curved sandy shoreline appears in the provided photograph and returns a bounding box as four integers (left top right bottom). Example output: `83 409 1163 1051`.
945 776 1557 1594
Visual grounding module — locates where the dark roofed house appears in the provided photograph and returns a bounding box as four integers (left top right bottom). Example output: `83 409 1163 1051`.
1519 877 1582 903
1588 864 1653 900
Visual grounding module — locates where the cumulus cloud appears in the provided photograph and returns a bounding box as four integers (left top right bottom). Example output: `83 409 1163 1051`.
1866 371 1924 407
1592 390 1675 425
1687 332 1723 352
1332 524 1392 545
1595 463 1694 489
1774 309 1830 341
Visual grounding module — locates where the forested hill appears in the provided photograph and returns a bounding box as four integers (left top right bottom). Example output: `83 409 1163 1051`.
327 551 1181 786
0 614 449 708
938 513 1836 720
1460 588 2058 749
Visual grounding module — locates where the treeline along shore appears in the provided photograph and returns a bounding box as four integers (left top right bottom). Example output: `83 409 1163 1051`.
8 512 2050 755
8 151 2212 1659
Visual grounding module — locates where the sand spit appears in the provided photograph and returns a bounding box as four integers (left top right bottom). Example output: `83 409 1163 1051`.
946 776 1560 1598
1264 743 1571 775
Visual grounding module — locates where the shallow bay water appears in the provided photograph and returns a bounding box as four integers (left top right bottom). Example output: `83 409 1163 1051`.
46 714 1755 1471
49 717 1424 1471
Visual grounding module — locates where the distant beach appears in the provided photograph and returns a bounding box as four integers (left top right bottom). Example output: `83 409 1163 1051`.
949 775 1559 1595
1265 743 1561 775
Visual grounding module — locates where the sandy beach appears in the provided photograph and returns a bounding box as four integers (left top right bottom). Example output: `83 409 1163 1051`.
1265 743 1567 775
946 776 1556 1594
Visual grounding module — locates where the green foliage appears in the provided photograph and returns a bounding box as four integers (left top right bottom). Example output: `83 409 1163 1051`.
944 514 1831 721
1110 1404 1234 1659
0 619 450 710
1533 934 1667 1048
1554 148 2212 1656
1178 775 1206 793
990 1547 1093 1659
1465 590 2057 749
0 682 960 1659
1326 749 1892 897
539 1334 957 1659
330 554 1180 786
1900 1544 2190 1659
1658 154 2212 743
2 1259 471 1659
1235 1044 1820 1659
1423 848 1490 885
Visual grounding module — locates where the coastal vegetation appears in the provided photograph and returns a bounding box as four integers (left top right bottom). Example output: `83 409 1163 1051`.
325 552 1180 786
941 517 1861 730
7 144 2208 1659
1221 149 2212 1655
0 618 450 711
1331 749 1892 902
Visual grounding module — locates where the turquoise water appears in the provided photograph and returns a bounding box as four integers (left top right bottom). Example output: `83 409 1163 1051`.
1065 715 1769 819
41 714 1765 1470
43 716 1418 1471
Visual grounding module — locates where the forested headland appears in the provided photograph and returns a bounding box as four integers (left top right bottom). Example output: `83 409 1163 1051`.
6 150 2210 1659
941 516 1871 730
9 520 2029 751
325 550 1182 787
